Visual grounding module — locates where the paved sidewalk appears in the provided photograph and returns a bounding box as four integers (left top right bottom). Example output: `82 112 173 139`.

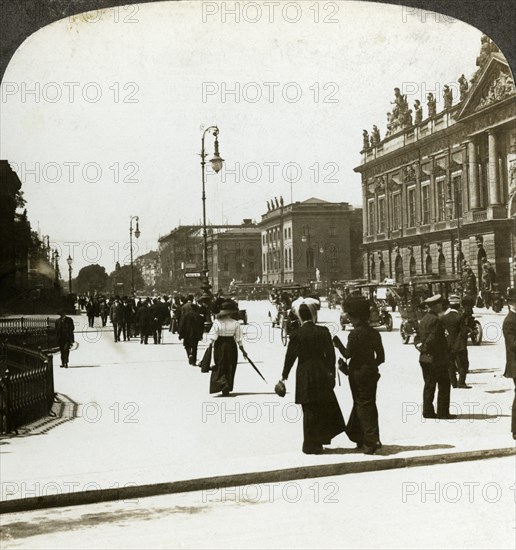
1 303 514 511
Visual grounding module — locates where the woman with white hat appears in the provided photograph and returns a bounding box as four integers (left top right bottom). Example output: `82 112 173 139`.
208 300 245 396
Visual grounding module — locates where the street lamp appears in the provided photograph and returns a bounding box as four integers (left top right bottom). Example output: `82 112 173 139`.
67 255 73 294
446 185 462 278
129 215 141 295
200 126 224 302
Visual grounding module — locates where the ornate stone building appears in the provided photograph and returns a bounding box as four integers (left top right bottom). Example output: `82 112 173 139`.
356 42 516 289
259 197 360 285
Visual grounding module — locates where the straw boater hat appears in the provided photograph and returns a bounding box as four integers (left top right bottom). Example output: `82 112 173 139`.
448 294 460 305
423 294 443 306
217 300 239 317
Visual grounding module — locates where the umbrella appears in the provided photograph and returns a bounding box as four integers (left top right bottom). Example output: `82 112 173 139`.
241 350 268 384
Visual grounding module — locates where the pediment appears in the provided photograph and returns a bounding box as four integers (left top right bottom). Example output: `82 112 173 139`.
456 53 515 120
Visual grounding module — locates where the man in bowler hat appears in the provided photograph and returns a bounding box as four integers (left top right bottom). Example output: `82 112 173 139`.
502 288 516 439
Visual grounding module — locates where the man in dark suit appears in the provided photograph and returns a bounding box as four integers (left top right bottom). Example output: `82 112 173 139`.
281 304 345 454
416 294 454 419
178 298 205 365
109 297 125 342
55 309 75 368
137 299 153 344
502 288 516 440
441 294 471 388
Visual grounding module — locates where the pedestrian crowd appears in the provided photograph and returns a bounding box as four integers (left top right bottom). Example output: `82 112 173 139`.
64 282 516 457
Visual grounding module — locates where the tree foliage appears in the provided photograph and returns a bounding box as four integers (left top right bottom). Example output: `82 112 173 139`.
76 264 108 293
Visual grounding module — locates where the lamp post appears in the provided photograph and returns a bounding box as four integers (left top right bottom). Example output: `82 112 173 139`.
67 255 73 294
446 183 462 278
129 215 141 295
200 126 224 301
301 225 314 283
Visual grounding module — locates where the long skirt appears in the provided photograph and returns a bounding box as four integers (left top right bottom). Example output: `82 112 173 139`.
209 337 238 394
302 391 346 450
346 364 380 448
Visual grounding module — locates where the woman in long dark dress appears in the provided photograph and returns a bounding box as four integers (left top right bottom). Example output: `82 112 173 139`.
336 296 385 455
209 301 245 396
281 303 345 454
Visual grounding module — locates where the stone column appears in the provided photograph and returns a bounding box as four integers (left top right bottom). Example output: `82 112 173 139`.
467 140 480 210
362 178 368 236
488 130 500 205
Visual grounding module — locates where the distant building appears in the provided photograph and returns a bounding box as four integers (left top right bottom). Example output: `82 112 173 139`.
356 41 516 288
259 197 359 285
158 220 261 294
134 251 159 292
208 220 261 292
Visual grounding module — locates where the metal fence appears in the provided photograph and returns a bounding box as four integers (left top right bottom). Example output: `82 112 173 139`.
0 317 55 351
0 343 55 435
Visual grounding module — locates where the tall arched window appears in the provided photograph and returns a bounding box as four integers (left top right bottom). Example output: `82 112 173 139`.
395 255 404 283
379 260 386 281
409 256 417 277
438 253 446 276
371 258 376 280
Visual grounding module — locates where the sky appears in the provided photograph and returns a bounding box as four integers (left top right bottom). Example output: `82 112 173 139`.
0 0 484 274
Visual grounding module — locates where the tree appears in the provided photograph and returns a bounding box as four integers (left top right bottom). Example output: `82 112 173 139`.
108 264 144 295
76 264 108 294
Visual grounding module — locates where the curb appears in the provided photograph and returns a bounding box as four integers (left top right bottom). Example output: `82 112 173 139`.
1 446 515 514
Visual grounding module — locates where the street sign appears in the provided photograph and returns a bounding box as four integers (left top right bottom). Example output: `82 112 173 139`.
184 272 203 278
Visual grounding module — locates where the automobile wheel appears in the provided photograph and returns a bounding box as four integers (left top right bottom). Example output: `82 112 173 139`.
471 320 483 345
400 324 410 344
385 314 393 332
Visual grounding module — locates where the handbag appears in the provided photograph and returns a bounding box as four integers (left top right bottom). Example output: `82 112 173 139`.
419 352 433 365
274 380 286 397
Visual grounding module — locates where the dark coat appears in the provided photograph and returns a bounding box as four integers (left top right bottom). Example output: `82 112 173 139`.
110 302 125 323
344 323 385 370
418 311 450 365
282 321 336 404
137 304 153 330
55 316 74 344
441 309 468 353
503 309 516 379
178 304 205 341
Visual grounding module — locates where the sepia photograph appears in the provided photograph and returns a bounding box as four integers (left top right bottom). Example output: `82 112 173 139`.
0 0 515 548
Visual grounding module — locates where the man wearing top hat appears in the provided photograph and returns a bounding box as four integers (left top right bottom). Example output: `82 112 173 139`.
441 294 471 389
416 294 455 419
502 288 516 440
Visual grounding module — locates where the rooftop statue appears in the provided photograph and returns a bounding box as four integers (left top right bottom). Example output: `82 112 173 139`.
427 93 437 117
414 100 423 124
443 85 453 109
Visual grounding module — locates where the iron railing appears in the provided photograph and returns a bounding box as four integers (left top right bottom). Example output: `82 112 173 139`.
0 343 55 434
0 317 55 351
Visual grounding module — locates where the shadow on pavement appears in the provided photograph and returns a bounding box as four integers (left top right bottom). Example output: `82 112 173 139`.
454 414 510 420
374 443 455 456
469 368 500 374
67 365 103 369
325 443 455 456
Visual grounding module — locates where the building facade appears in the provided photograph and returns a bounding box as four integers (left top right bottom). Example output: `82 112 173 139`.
158 221 261 294
356 45 516 290
207 221 261 293
259 197 357 285
134 250 159 292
